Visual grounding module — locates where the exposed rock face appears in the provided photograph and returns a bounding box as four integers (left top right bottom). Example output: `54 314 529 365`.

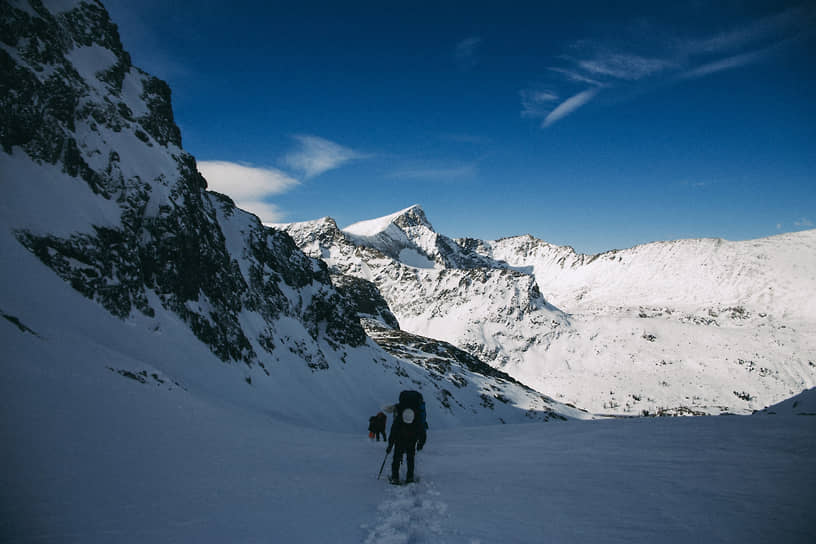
1 0 365 367
0 0 585 426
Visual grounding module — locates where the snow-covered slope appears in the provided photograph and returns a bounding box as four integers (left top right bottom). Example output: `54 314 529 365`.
755 387 816 416
482 231 816 320
0 0 582 428
4 338 814 543
478 231 816 415
282 210 568 374
282 206 816 416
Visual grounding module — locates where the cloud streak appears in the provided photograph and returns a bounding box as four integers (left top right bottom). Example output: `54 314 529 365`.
524 6 812 128
520 88 559 119
198 160 298 222
543 88 600 127
282 135 368 179
577 53 673 81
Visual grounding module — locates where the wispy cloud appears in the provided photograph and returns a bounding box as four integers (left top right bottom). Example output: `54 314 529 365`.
794 217 814 228
198 160 299 222
455 36 482 70
282 135 369 179
542 88 600 127
577 53 673 81
679 48 770 79
680 7 807 56
547 67 604 87
524 6 812 129
520 88 559 119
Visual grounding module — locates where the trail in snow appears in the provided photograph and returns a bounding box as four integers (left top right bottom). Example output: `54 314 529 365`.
364 476 449 544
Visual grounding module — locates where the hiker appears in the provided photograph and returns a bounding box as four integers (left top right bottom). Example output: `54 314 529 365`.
368 411 387 441
386 390 427 484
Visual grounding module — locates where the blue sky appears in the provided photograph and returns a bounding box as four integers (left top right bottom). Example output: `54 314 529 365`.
105 0 815 254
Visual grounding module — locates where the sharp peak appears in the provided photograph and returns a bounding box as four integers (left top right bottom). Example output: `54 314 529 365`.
343 204 435 237
391 204 433 229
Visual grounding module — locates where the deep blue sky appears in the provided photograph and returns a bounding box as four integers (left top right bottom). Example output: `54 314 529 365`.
105 0 815 254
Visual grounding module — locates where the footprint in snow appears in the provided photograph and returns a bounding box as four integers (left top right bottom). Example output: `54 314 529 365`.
364 480 448 544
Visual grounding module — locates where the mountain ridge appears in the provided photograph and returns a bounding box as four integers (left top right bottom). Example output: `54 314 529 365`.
0 0 583 429
281 205 816 416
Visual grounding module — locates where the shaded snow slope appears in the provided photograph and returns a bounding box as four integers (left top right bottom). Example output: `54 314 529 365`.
755 387 816 416
3 336 813 543
0 0 580 427
283 206 816 416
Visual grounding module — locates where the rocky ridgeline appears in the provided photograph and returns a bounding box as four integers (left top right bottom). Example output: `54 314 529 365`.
283 205 816 416
281 210 568 370
1 0 364 367
1 0 585 425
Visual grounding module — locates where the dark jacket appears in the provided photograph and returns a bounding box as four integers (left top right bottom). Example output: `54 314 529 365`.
369 412 387 434
388 411 427 449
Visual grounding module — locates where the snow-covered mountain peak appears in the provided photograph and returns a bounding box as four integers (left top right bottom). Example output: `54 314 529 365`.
340 205 440 268
285 205 816 416
343 204 433 237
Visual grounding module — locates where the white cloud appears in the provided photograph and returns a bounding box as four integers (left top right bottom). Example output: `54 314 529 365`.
679 48 770 79
547 67 604 86
578 53 673 81
282 135 368 179
528 8 812 129
543 88 600 127
198 160 298 223
794 218 814 228
520 88 559 118
681 7 806 56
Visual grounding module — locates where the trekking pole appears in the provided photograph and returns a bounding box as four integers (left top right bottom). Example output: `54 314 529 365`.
377 449 390 480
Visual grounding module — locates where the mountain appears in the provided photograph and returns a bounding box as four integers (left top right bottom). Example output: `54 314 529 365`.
281 205 816 416
754 387 816 416
0 0 583 428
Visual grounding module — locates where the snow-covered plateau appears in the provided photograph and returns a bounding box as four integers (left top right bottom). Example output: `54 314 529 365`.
1 2 815 542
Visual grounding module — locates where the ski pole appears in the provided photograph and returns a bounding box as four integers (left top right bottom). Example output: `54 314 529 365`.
377 449 390 480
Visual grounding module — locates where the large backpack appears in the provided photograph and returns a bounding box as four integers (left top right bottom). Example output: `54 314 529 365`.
397 390 427 430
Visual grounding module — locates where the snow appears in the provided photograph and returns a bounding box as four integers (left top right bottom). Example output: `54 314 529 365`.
4 198 813 542
120 69 149 118
2 220 813 542
2 325 814 543
756 387 816 415
398 248 435 269
0 149 123 236
3 3 815 540
291 206 816 416
343 205 423 237
65 44 119 93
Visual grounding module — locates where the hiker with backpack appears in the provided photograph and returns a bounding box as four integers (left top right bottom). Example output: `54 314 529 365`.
386 390 427 484
368 411 387 441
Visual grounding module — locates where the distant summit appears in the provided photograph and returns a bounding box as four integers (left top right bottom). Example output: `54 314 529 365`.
344 205 434 237
284 205 816 416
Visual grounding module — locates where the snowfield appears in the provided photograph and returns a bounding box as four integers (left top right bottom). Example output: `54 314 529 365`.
2 232 813 542
2 328 814 543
